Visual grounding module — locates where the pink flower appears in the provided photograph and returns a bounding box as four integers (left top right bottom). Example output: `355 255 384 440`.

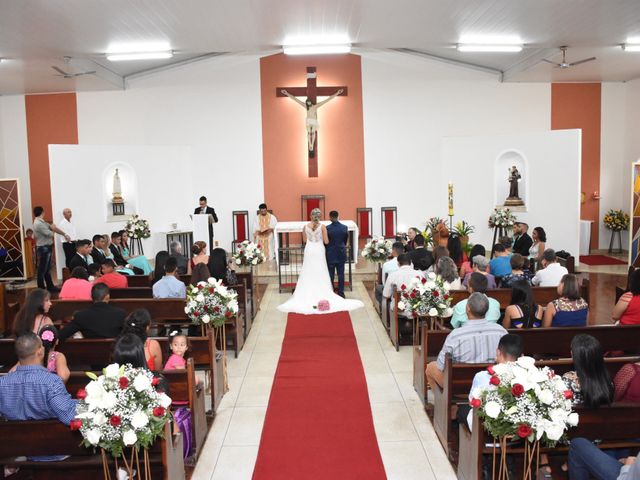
40 330 54 342
317 300 330 311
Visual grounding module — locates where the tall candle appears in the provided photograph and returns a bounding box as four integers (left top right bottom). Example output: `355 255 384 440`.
448 182 454 216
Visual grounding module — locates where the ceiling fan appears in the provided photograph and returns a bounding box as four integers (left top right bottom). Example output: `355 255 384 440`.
542 46 596 69
51 66 96 78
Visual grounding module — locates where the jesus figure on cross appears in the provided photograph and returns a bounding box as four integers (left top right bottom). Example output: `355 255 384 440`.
280 88 344 152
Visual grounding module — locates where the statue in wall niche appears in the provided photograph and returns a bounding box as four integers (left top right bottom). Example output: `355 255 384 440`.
504 165 525 206
112 168 124 204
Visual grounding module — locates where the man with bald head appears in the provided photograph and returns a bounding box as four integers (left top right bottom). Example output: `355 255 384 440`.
59 208 78 269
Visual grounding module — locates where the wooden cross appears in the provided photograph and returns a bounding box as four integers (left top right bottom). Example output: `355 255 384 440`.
276 66 348 178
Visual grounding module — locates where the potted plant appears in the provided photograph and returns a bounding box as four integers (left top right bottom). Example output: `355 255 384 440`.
453 221 475 246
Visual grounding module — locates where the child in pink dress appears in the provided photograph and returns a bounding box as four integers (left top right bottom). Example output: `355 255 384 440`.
164 330 188 370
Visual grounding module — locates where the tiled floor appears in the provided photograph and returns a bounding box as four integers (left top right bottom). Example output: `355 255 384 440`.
191 282 456 480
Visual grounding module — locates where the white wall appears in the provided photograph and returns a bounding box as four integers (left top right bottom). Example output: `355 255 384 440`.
76 53 265 252
442 130 582 258
0 95 32 227
360 51 551 235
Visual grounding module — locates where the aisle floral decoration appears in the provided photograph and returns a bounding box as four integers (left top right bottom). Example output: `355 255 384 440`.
124 214 151 239
72 364 172 478
488 208 517 230
232 240 265 266
603 209 630 231
397 272 453 318
362 237 393 263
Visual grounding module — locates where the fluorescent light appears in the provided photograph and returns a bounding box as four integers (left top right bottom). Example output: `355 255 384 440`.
622 44 640 52
457 44 523 53
107 51 173 61
283 44 351 55
284 34 350 46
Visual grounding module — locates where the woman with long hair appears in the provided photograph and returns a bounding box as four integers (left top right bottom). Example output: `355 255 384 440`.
121 309 162 370
208 248 237 285
564 334 614 408
151 250 171 285
13 288 53 336
459 244 485 279
502 280 544 328
529 227 547 269
38 325 70 382
113 333 148 369
446 235 465 268
542 274 588 327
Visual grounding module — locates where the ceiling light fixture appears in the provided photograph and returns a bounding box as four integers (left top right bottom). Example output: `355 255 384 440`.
457 44 523 53
283 44 351 55
622 43 640 52
106 41 173 61
106 51 173 61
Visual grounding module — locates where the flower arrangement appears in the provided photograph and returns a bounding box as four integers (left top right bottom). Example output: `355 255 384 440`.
603 209 630 231
398 272 454 318
361 237 393 263
314 299 330 311
488 208 517 230
470 356 579 446
124 214 151 239
232 240 265 266
185 277 239 327
453 220 475 237
426 217 446 234
72 364 172 458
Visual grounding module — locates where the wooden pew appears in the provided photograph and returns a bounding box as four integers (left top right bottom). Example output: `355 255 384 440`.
65 358 208 460
433 353 639 456
557 254 576 274
458 403 640 480
0 420 184 480
413 324 640 406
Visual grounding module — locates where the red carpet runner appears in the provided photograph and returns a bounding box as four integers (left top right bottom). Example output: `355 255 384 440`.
579 254 626 266
252 312 387 480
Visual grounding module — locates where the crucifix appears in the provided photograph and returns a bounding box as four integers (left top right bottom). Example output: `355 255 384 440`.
277 66 348 178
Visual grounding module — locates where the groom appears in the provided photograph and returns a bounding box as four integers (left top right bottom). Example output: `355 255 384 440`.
325 210 349 298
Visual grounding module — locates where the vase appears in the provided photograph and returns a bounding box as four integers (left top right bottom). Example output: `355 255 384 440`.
460 235 469 247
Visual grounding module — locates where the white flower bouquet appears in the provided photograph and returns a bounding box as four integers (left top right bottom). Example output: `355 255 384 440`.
470 356 579 446
488 208 517 230
232 240 265 266
361 237 393 263
71 364 172 458
124 214 151 239
185 277 239 327
397 272 453 318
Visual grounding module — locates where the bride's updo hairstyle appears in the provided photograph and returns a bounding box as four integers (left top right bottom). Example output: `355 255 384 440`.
310 208 322 223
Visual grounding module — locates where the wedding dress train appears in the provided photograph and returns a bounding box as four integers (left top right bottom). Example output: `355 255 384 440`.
277 225 363 315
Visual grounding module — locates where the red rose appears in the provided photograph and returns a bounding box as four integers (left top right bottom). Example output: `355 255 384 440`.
511 384 525 397
119 376 129 389
433 291 440 297
421 277 427 284
152 376 161 386
70 419 83 431
400 284 407 291
564 390 574 400
213 306 220 313
209 287 214 294
226 311 232 318
194 310 200 317
444 294 450 300
410 292 417 298
197 284 204 290
470 398 481 408
487 365 495 375
489 375 500 386
76 388 87 400
110 415 122 427
153 407 166 417
517 424 533 439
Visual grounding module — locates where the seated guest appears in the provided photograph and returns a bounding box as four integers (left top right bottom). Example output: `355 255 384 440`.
90 234 108 264
151 250 171 285
13 288 53 336
112 231 152 275
68 239 92 270
191 263 211 285
208 248 238 285
542 274 588 327
563 334 613 407
383 254 424 314
58 284 127 340
612 269 640 325
59 266 92 300
114 333 148 369
489 244 512 279
94 259 128 289
500 253 532 288
87 263 101 281
169 240 188 275
187 241 209 275
426 293 507 388
459 244 485 279
451 273 501 328
613 356 640 402
462 255 497 289
568 438 640 480
153 257 187 298
447 235 466 268
499 235 513 254
0 332 77 425
427 245 449 274
121 309 162 370
109 231 129 267
408 235 433 271
38 325 70 383
502 280 544 329
437 256 462 290
531 248 568 287
375 241 405 305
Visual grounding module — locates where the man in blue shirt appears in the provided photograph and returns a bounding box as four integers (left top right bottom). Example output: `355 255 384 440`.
489 244 512 278
0 332 77 425
451 273 501 328
152 257 187 298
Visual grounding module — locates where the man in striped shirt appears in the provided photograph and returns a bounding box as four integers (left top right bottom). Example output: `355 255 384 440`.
426 292 507 389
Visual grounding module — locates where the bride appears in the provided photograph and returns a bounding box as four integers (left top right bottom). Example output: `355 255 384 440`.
278 208 363 315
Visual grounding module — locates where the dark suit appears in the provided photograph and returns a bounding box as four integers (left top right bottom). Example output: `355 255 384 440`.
109 244 127 267
194 206 218 252
91 246 107 265
513 232 533 257
68 253 89 271
326 221 348 296
58 302 127 341
408 248 434 271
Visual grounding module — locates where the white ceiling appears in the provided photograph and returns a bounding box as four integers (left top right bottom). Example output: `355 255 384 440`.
2 0 640 94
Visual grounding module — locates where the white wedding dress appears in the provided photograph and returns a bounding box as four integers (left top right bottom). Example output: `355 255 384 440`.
277 224 364 315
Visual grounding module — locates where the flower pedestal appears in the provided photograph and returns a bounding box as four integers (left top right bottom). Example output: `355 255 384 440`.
212 324 229 394
608 230 623 254
130 237 144 256
100 447 152 480
490 437 540 480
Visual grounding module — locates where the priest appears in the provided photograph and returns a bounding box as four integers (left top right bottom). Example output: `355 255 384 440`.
253 203 277 260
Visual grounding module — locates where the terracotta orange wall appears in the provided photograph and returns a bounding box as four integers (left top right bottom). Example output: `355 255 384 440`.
551 83 601 248
25 93 78 220
260 53 366 221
